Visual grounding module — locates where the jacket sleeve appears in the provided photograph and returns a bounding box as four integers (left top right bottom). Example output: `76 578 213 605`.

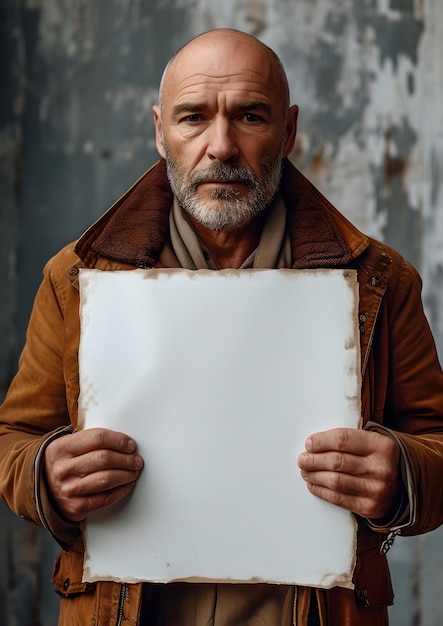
0 248 81 548
373 256 443 537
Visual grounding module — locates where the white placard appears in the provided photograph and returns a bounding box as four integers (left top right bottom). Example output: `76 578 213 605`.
78 268 360 589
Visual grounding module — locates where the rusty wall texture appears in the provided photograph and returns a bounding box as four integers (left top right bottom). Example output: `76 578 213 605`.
1 0 442 624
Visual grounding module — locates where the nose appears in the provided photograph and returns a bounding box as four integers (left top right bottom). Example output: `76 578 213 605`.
206 118 239 162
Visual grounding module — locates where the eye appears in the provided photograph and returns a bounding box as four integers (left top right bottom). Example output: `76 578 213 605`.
183 114 203 123
242 112 264 123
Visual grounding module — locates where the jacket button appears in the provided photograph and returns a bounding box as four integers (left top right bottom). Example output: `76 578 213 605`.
359 314 366 323
371 276 382 287
69 266 79 276
63 578 70 591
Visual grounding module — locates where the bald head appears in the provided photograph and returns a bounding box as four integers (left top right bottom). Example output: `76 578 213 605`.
158 29 290 113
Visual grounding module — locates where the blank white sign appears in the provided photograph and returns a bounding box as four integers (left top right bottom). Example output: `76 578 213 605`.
78 268 360 589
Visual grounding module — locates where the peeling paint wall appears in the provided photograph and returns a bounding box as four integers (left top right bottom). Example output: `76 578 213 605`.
1 0 443 624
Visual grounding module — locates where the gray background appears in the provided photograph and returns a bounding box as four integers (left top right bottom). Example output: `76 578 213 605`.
1 0 442 623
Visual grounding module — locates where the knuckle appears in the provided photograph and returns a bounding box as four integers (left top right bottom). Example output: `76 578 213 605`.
331 452 344 471
361 500 378 518
301 453 313 469
60 477 83 499
337 430 349 450
371 456 396 483
45 438 67 464
91 428 107 448
102 491 116 508
377 433 399 461
71 501 86 518
96 470 113 491
71 480 87 499
331 472 344 491
307 482 318 496
51 458 73 483
84 495 98 515
95 448 111 467
382 435 396 452
59 481 75 498
103 484 132 509
369 481 383 499
380 465 394 483
55 496 84 521
328 489 342 507
46 438 61 456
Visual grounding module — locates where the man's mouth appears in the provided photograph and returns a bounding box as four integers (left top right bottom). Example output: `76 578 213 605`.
190 165 257 191
204 180 243 185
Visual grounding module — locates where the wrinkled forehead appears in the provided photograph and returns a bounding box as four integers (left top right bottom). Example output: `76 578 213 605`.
161 36 287 110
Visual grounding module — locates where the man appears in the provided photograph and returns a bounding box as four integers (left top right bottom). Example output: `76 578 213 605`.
0 28 443 626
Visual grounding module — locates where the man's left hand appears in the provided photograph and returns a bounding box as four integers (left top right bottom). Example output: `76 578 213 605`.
297 428 402 520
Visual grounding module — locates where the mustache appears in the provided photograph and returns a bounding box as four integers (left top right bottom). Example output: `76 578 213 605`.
188 163 257 189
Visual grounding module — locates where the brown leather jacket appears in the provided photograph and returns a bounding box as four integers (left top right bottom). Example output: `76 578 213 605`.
1 159 443 626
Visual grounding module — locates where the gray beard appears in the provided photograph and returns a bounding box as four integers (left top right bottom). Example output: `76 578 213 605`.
163 146 283 231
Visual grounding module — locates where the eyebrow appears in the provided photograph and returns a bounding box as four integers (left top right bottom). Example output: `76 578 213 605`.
171 100 273 118
172 103 205 118
235 101 272 116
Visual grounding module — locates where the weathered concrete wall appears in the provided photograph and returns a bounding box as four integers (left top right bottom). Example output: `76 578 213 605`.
1 0 442 623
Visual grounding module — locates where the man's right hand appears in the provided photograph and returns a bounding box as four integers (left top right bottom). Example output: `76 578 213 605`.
43 428 144 522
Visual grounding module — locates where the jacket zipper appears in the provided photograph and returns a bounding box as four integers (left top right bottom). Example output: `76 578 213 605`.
380 528 402 554
116 583 129 626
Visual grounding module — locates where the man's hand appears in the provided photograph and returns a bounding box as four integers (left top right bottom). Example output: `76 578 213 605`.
297 428 402 520
43 428 144 522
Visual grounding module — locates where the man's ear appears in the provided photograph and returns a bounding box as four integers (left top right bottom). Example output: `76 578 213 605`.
152 105 166 159
282 105 299 158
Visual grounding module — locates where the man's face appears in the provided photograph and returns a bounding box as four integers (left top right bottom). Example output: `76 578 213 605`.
153 34 298 231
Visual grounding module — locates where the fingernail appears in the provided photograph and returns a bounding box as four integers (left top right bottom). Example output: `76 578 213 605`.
305 437 313 452
135 455 144 469
128 439 136 452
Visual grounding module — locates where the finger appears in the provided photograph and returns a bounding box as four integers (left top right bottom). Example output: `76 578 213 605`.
66 467 143 498
300 468 374 497
305 428 392 457
57 481 138 522
300 468 401 518
303 480 376 516
54 447 144 480
297 450 369 476
306 428 398 460
56 428 137 456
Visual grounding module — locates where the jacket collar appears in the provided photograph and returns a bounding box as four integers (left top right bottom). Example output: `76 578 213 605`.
74 158 370 270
